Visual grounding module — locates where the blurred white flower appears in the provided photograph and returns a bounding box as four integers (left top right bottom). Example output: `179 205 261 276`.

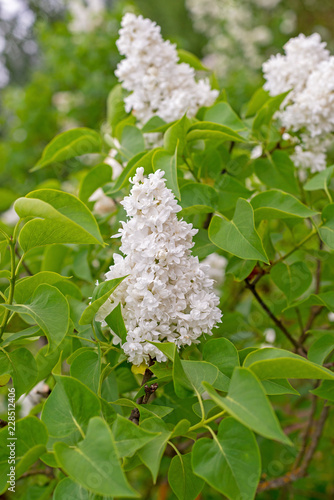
250 145 263 159
115 13 218 124
18 381 49 417
68 0 105 33
1 206 19 226
263 33 334 173
202 252 227 290
89 188 116 215
96 167 222 365
104 149 123 180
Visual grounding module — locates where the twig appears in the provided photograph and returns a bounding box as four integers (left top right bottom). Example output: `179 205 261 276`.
257 404 330 492
0 419 7 428
294 384 319 469
129 358 156 424
245 279 304 353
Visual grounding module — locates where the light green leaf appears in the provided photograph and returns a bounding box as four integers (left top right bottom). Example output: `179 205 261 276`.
253 151 299 195
308 334 334 365
203 338 239 378
152 148 180 200
79 163 113 204
106 149 155 194
120 125 145 159
203 368 292 444
251 190 318 221
15 189 104 251
311 380 334 402
105 303 127 343
107 84 127 130
270 262 312 303
79 276 127 325
192 418 261 500
169 453 204 500
187 122 247 143
54 417 139 497
53 477 101 500
304 165 334 192
179 182 217 215
209 199 269 263
177 49 209 71
261 379 299 396
112 414 158 458
32 128 102 171
138 417 172 483
164 115 190 155
204 102 247 131
284 292 334 314
225 257 256 282
1 284 69 353
70 350 101 393
12 271 70 304
182 360 219 394
0 348 37 398
319 204 334 249
244 88 270 118
0 416 48 494
244 348 334 380
41 375 101 441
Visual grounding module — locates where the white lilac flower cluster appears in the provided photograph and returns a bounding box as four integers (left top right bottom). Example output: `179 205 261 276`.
186 0 288 79
115 13 218 124
96 167 222 365
263 33 334 174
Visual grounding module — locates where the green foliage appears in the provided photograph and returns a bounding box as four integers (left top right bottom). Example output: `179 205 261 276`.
0 9 333 500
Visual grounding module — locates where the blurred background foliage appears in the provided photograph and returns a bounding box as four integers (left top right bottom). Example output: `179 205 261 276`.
1 0 334 197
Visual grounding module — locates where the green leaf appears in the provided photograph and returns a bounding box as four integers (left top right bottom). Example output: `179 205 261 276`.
244 88 270 118
112 414 158 458
142 116 167 133
169 453 204 500
0 348 37 398
270 262 312 303
209 199 269 263
304 165 334 192
105 303 127 344
79 276 127 325
244 348 334 380
79 163 113 204
203 368 291 444
192 418 261 500
187 122 247 143
106 149 155 194
149 341 176 362
308 334 334 365
177 48 209 71
1 325 42 347
225 257 256 282
204 102 247 131
107 84 127 130
53 478 100 500
32 128 102 171
319 204 334 249
70 350 101 393
54 417 139 497
179 182 218 215
120 125 145 159
216 176 252 214
203 338 239 378
12 271 70 304
15 189 104 251
0 416 48 494
182 360 219 394
164 115 190 155
41 375 101 440
251 189 317 221
252 92 289 137
253 151 299 195
1 284 69 353
138 417 172 483
262 379 299 396
284 292 334 314
311 380 334 402
152 148 180 200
